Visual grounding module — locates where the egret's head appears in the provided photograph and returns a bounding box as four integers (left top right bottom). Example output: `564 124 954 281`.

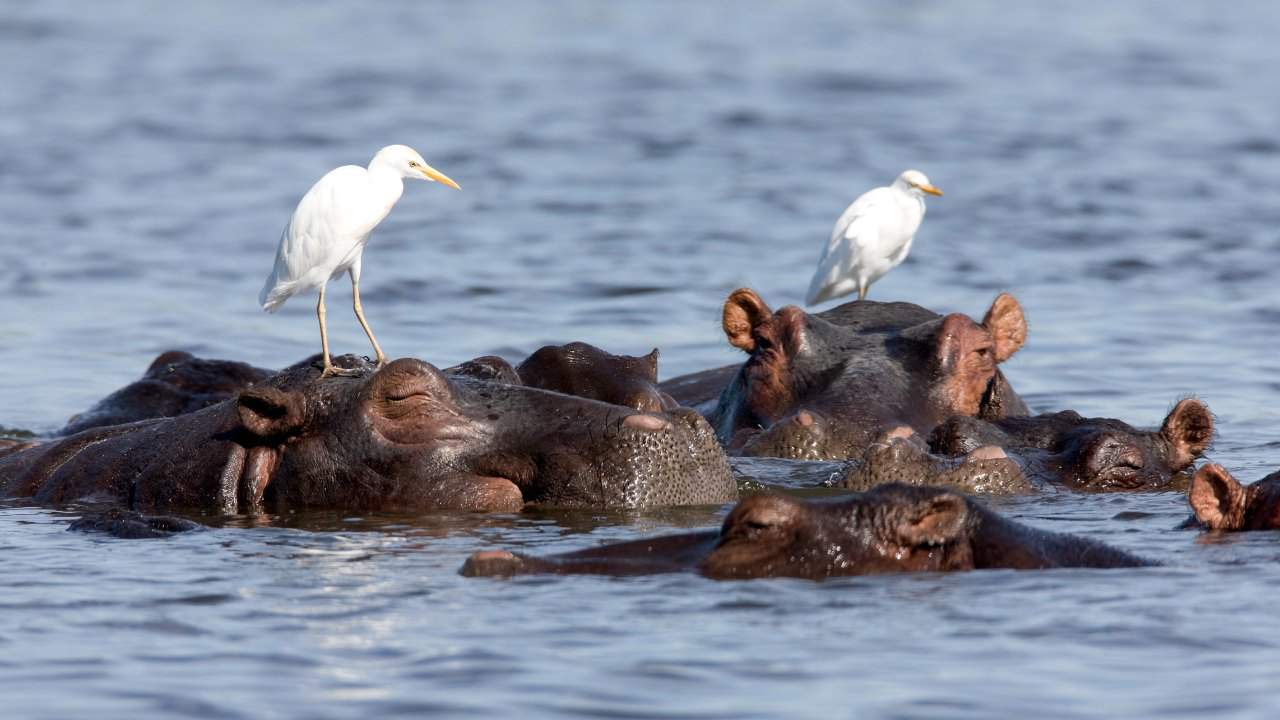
374 144 460 189
897 169 942 197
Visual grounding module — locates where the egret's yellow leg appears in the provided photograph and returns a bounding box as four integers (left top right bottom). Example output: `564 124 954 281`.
317 285 336 375
858 285 868 302
318 285 360 378
351 277 387 367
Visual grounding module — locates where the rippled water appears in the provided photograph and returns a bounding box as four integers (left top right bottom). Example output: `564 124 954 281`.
4 2 1280 717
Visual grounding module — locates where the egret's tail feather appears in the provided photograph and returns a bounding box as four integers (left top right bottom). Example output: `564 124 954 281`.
260 277 296 313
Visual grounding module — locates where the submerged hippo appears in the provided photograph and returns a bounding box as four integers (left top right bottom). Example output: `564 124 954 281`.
660 289 1029 460
929 399 1213 490
1 356 737 515
838 433 1031 495
462 483 1151 580
59 351 273 435
1184 464 1280 531
516 342 676 412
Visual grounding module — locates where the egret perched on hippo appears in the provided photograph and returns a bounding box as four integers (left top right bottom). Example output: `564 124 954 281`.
259 145 460 377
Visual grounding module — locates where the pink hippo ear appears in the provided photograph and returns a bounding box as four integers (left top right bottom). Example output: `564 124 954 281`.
1161 398 1214 468
895 493 969 547
1189 464 1247 530
981 293 1027 363
722 288 774 352
236 387 305 439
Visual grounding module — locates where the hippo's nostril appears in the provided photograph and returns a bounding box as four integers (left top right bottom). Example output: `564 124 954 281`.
795 411 816 427
623 414 671 432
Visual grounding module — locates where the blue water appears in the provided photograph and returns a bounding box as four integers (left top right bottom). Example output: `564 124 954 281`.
3 2 1280 717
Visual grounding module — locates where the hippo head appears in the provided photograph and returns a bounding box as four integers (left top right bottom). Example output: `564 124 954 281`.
229 357 736 512
516 342 676 412
930 399 1214 490
60 350 273 435
699 486 984 579
714 289 1027 459
1187 465 1280 531
841 430 1030 495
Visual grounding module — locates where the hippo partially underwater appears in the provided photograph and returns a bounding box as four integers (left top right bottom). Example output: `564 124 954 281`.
1 356 738 518
462 483 1152 580
928 399 1214 491
660 290 1029 460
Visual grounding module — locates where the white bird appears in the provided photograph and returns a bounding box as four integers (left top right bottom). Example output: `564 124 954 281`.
805 169 942 305
259 144 459 376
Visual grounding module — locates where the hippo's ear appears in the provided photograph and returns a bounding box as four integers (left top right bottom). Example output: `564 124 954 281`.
1189 464 1246 530
1161 398 1214 467
894 493 968 547
236 387 305 439
981 293 1027 363
722 288 773 352
146 350 195 376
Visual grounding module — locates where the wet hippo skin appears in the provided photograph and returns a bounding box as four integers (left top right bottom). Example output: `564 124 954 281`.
660 290 1030 460
2 355 737 517
462 483 1151 580
930 399 1213 490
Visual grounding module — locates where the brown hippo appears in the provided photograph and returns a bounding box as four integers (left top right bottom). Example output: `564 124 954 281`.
461 483 1151 580
1185 464 1280 531
2 355 737 516
838 433 1031 495
516 342 676 412
59 351 274 435
659 290 1029 460
56 343 667 436
928 399 1213 490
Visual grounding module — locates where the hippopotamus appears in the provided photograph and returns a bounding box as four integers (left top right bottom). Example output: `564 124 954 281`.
1 355 737 516
461 483 1151 580
928 399 1213 490
516 342 676 412
56 343 673 437
59 351 273 435
658 289 1029 460
838 432 1031 495
1184 464 1280 531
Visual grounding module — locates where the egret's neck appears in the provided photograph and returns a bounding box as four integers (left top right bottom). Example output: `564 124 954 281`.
367 162 406 204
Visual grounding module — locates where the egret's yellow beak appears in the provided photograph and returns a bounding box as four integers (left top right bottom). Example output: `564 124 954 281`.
421 164 460 190
918 183 943 196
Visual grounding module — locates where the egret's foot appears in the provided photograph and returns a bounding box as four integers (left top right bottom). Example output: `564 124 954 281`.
321 364 363 378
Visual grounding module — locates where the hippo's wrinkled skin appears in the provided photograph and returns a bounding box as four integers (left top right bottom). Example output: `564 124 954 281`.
461 483 1151 580
60 351 273 435
1 356 736 515
929 399 1213 490
517 342 676 412
660 290 1029 460
1184 464 1280 531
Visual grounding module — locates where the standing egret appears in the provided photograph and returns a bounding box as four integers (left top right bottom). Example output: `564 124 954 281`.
259 145 460 376
805 169 942 305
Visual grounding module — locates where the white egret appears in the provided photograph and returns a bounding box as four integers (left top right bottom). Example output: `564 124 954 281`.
259 145 460 376
805 169 942 305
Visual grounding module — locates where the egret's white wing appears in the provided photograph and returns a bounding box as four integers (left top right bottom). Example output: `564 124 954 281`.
805 188 892 305
260 165 377 310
